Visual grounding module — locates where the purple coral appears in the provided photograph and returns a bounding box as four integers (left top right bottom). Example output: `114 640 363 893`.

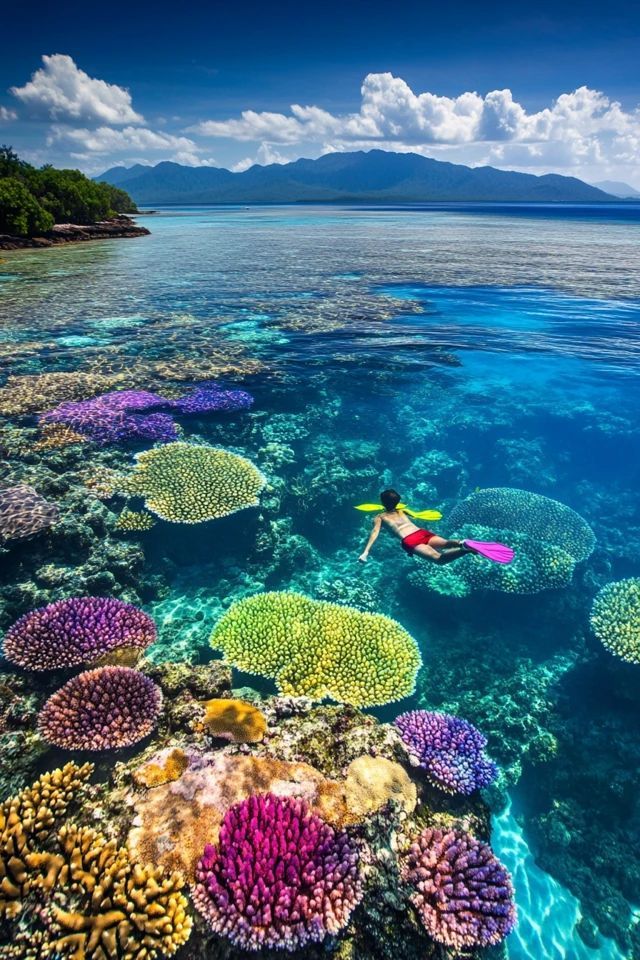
2 596 157 671
172 382 254 414
394 710 497 795
38 665 162 750
39 390 179 444
403 827 516 950
193 794 362 951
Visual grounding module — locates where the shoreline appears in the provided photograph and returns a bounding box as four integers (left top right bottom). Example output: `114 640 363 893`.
0 215 150 251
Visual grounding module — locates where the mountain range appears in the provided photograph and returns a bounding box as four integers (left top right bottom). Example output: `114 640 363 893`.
97 150 616 204
592 180 640 199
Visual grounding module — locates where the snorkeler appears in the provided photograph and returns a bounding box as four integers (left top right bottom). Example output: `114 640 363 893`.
357 488 514 565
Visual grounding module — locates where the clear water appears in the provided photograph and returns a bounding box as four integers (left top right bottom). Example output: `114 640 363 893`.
1 204 640 957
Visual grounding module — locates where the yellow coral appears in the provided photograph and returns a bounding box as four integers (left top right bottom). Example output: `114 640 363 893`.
591 578 640 664
120 442 266 524
0 372 118 416
199 698 267 743
133 748 189 788
34 423 87 450
210 591 422 707
114 509 156 532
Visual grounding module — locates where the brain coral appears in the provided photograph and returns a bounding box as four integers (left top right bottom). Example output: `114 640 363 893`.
450 487 595 562
38 666 162 750
3 596 157 671
122 442 266 523
0 484 59 541
394 710 497 795
403 827 516 950
591 578 640 664
210 591 422 707
193 794 362 951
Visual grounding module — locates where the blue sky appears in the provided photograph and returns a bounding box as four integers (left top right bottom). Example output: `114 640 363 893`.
2 0 639 185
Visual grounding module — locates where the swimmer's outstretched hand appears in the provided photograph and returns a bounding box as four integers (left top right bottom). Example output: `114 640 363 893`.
358 552 369 563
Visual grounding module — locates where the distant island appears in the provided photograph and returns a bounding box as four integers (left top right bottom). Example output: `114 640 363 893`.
0 146 148 249
97 149 617 205
592 179 640 199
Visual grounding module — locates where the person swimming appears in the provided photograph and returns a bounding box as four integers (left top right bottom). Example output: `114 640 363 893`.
358 488 514 565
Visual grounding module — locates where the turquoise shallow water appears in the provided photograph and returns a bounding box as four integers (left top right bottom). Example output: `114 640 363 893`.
1 204 640 957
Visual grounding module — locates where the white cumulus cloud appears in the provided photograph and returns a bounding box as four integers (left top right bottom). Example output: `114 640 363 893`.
48 124 199 155
11 54 143 125
0 106 17 122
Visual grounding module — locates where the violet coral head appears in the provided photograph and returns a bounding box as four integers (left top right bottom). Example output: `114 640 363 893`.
394 709 497 795
403 827 516 950
193 794 362 951
39 389 178 444
38 665 163 750
172 382 254 414
3 596 157 671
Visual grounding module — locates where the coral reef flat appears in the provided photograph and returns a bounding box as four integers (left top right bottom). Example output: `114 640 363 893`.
1 203 640 959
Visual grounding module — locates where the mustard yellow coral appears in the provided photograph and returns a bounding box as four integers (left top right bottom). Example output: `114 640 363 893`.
114 509 156 532
591 578 640 664
0 372 118 416
210 591 422 707
120 442 266 524
200 698 267 743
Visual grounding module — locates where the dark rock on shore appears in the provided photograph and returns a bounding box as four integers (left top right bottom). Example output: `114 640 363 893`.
0 214 150 250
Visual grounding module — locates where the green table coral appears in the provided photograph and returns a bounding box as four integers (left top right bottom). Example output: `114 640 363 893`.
591 578 640 664
121 442 266 524
210 591 422 707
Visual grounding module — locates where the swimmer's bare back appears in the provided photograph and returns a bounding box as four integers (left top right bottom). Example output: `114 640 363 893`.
358 510 470 565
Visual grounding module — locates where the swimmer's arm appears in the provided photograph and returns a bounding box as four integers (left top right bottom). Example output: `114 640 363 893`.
359 515 382 563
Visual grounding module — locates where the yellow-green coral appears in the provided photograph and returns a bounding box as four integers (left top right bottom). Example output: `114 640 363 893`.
0 372 118 416
210 591 422 707
114 509 156 532
119 442 266 524
591 578 640 664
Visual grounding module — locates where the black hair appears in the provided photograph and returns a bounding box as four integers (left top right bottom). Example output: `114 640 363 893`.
380 488 401 511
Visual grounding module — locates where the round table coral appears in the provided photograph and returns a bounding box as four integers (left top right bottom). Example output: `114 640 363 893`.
590 578 640 664
2 596 157 671
193 793 362 951
38 665 163 750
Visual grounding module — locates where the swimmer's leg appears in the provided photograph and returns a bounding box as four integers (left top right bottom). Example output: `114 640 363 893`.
413 543 469 565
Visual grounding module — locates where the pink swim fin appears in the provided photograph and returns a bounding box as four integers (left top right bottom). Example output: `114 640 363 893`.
463 539 515 564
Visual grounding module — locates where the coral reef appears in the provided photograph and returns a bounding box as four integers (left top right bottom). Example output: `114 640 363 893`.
119 442 266 523
171 382 253 413
193 794 363 951
403 827 517 950
210 591 422 706
114 509 156 532
38 666 162 750
0 485 59 542
395 710 497 795
199 697 267 743
590 578 640 664
0 372 118 416
3 596 157 670
41 389 180 444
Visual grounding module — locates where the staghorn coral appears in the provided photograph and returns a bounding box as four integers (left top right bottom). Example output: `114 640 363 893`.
0 372 119 416
403 827 516 950
210 591 422 707
0 761 93 919
119 442 266 524
38 666 162 751
33 423 87 450
450 487 595 562
3 597 157 671
0 485 59 542
394 710 497 795
590 578 640 664
193 793 362 951
199 698 267 743
114 509 156 532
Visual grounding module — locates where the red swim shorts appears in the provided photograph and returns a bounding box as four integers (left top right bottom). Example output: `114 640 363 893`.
402 529 437 554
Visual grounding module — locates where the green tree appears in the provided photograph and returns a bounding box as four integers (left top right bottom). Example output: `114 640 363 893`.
0 177 54 237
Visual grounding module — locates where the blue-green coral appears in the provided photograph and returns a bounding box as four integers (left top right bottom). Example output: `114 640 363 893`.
590 578 640 664
450 487 595 562
210 591 422 706
121 442 266 524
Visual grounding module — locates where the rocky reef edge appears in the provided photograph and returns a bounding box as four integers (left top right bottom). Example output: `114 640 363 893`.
0 214 150 250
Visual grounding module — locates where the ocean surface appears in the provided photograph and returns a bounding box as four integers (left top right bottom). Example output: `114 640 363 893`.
1 203 639 958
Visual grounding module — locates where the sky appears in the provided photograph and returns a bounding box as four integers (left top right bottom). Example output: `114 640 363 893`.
1 0 639 187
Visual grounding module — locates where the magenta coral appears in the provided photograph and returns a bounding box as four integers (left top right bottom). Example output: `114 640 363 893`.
2 596 157 671
38 665 162 750
193 794 362 951
394 710 497 795
403 827 516 950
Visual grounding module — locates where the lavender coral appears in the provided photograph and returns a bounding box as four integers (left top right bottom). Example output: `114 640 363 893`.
3 596 157 671
193 794 362 951
40 390 179 444
172 382 254 413
403 827 516 950
38 666 162 750
394 710 497 795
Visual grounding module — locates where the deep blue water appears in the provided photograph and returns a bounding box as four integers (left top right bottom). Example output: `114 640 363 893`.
1 204 639 957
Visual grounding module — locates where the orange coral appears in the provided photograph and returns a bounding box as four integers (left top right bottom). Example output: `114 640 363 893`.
199 698 267 743
132 748 189 788
34 423 87 450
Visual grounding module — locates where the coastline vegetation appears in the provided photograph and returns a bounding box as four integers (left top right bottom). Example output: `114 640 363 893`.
0 146 138 238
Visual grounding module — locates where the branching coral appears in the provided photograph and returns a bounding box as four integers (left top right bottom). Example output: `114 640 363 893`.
193 794 362 951
394 710 497 795
0 372 118 416
40 390 179 445
591 578 640 664
171 382 253 413
114 509 156 532
403 827 516 950
450 487 595 562
38 666 163 750
120 443 266 523
210 591 422 707
0 485 59 542
3 597 157 671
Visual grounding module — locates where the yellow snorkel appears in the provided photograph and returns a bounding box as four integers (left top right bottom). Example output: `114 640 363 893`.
354 503 442 521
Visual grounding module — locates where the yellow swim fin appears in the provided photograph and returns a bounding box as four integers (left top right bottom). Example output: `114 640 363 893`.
354 503 385 512
354 503 442 521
